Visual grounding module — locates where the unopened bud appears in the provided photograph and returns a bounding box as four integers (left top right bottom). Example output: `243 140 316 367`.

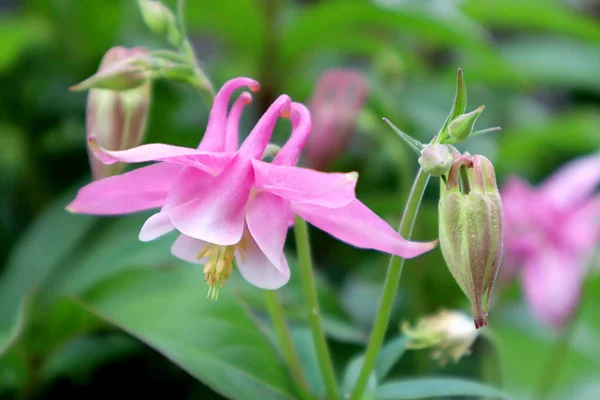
85 47 152 179
418 144 453 176
402 310 478 366
137 0 181 45
447 105 485 141
71 47 151 91
438 153 503 328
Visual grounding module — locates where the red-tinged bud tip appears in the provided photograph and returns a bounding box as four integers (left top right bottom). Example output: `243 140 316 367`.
240 92 253 105
280 105 292 118
249 82 260 92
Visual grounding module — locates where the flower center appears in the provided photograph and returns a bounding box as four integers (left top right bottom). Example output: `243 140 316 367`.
198 239 248 300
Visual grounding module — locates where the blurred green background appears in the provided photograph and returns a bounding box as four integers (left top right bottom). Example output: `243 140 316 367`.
1 0 599 399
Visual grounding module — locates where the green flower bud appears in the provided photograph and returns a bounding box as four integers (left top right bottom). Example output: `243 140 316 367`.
418 144 453 177
70 48 151 92
438 153 503 328
137 0 181 45
84 47 152 179
447 105 485 141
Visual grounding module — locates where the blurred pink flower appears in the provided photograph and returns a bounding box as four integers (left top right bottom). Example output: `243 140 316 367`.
305 69 368 170
67 77 436 296
502 153 600 328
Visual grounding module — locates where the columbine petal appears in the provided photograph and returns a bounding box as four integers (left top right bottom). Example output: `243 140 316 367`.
540 152 600 209
293 199 438 259
273 102 310 166
88 136 233 175
162 167 213 211
245 191 290 270
171 234 211 264
66 162 182 215
225 92 252 152
252 159 357 208
236 233 290 290
238 94 291 159
169 156 254 245
139 212 175 241
522 250 583 329
200 77 259 152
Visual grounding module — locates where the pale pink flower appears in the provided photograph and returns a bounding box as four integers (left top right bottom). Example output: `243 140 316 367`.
305 69 368 170
67 78 436 296
502 153 600 328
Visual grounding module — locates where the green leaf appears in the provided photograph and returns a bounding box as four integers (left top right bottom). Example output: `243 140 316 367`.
342 354 377 399
462 0 600 43
499 37 600 90
0 189 96 346
41 334 140 383
78 268 296 400
281 0 495 69
50 213 176 296
374 335 409 381
375 378 513 399
0 16 50 74
0 296 29 357
341 335 409 398
290 328 325 397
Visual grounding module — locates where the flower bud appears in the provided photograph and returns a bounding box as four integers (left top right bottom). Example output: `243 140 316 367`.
85 47 152 179
137 0 181 45
438 153 503 328
447 105 485 141
305 69 368 170
418 144 453 176
402 310 478 366
71 47 151 91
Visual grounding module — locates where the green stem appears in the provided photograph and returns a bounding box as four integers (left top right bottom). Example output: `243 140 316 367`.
350 168 430 400
294 217 340 400
264 290 311 397
175 0 215 104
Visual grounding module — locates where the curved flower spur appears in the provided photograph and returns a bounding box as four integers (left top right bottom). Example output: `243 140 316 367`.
68 78 437 297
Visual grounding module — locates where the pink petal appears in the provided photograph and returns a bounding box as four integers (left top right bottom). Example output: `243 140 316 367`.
225 92 253 152
560 196 600 255
501 177 536 226
235 233 290 290
66 163 182 215
171 234 211 264
169 156 254 245
88 136 233 175
293 199 438 259
162 167 213 211
252 159 357 208
139 212 175 241
540 152 600 209
522 250 583 329
200 77 259 152
238 95 291 159
245 191 291 271
273 102 310 166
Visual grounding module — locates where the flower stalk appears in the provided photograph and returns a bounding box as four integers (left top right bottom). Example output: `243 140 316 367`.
294 216 340 400
350 168 430 400
263 290 311 398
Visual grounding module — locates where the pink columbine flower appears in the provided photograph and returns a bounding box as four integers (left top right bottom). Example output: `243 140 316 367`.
305 69 368 170
502 153 600 328
67 77 436 297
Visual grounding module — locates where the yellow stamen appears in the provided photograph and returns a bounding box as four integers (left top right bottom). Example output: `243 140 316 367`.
201 240 248 300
